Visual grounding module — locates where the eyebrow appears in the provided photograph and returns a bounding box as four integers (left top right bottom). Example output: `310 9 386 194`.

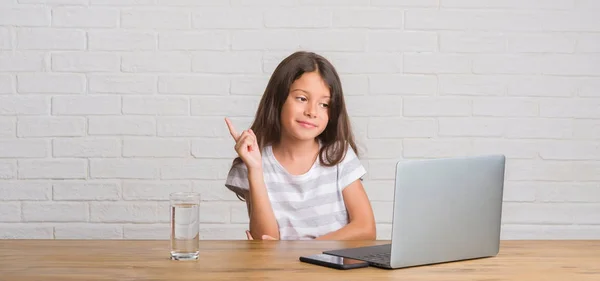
291 89 330 99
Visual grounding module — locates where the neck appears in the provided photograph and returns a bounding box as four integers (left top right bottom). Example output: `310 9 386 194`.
274 136 319 161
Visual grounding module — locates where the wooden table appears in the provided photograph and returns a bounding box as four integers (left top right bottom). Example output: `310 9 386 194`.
0 240 598 280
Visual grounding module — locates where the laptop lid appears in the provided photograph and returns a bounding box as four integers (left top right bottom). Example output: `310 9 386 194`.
389 155 506 268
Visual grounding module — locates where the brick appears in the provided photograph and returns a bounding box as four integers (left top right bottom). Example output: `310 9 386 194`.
160 159 231 180
404 97 471 117
473 98 538 117
230 202 248 223
193 180 241 201
439 75 507 96
440 32 505 53
264 8 330 28
339 75 368 96
573 120 600 139
123 224 169 239
23 202 88 222
298 0 369 6
192 52 262 74
536 182 600 203
369 118 436 138
441 0 575 9
18 117 85 137
508 76 577 97
158 75 229 95
333 9 401 28
0 8 50 27
506 160 574 181
508 33 575 53
232 31 298 51
540 12 599 32
404 53 471 74
505 118 572 139
191 96 260 116
363 139 403 159
576 0 600 9
52 96 121 115
376 224 392 240
88 117 156 136
199 224 247 240
368 31 437 52
52 7 118 28
371 0 437 7
0 27 11 50
263 52 298 74
91 202 158 222
369 75 436 96
53 180 121 201
0 139 47 158
580 79 600 97
160 31 228 51
158 0 227 5
18 73 85 94
19 159 87 179
230 75 268 96
0 117 15 138
0 52 44 72
199 202 230 223
157 117 237 137
405 10 542 31
362 180 394 202
0 160 15 179
501 182 536 202
90 0 155 5
90 159 159 179
0 75 13 94
502 225 600 240
0 202 20 222
474 55 546 74
88 74 156 95
439 118 505 137
193 8 262 29
121 10 190 29
346 96 403 117
298 30 366 52
577 34 600 53
372 201 393 223
122 52 191 73
472 139 539 159
89 30 156 51
0 96 49 115
0 224 53 239
542 55 600 76
19 0 88 3
53 138 121 157
574 161 600 181
540 98 600 118
123 180 190 201
191 138 237 159
325 53 402 74
55 224 123 239
0 182 51 200
503 203 600 225
123 138 189 157
403 138 472 158
52 52 120 72
17 28 85 50
122 96 189 116
231 0 294 6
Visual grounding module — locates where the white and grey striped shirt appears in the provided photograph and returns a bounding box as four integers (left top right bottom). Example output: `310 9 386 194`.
225 144 366 240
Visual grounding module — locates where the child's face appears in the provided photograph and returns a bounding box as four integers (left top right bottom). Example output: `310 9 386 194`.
280 71 330 142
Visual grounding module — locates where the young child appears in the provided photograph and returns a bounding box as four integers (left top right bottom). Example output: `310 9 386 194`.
224 51 376 241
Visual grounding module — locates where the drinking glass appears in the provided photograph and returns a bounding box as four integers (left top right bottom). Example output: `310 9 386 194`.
170 192 200 261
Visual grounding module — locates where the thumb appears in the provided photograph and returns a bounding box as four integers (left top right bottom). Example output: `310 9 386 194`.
262 235 276 240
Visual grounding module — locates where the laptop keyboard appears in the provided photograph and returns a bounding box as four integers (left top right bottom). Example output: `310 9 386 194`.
358 252 390 264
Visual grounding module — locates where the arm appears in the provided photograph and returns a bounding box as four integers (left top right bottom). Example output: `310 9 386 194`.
315 179 376 240
247 168 280 240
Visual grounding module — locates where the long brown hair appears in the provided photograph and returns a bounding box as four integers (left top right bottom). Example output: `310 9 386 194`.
232 51 358 168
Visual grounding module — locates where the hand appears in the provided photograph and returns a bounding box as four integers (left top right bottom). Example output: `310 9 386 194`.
225 118 262 170
246 230 277 241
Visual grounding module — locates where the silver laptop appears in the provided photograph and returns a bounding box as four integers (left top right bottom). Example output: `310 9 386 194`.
323 154 506 269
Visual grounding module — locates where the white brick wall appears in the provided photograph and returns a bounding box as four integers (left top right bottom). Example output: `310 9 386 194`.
0 0 598 240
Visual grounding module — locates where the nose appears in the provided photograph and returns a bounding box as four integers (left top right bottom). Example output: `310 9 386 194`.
304 102 317 118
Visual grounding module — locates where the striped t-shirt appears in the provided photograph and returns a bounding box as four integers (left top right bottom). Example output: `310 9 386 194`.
225 144 366 240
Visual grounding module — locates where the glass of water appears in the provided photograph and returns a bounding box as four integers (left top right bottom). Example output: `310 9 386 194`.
170 192 200 261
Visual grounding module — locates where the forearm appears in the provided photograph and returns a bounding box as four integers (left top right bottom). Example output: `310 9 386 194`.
315 220 376 241
247 168 280 239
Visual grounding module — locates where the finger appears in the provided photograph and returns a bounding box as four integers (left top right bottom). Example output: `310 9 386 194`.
246 230 253 240
235 135 255 153
234 132 252 149
225 118 239 141
262 235 276 240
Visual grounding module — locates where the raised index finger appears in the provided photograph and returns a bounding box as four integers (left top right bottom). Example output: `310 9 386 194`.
224 117 239 140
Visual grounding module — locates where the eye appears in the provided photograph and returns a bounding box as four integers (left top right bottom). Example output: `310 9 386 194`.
296 96 307 102
320 103 329 108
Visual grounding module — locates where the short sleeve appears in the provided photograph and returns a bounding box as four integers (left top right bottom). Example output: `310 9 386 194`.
337 146 367 191
225 162 249 200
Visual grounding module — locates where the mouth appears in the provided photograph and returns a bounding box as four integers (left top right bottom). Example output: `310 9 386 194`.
297 120 317 128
